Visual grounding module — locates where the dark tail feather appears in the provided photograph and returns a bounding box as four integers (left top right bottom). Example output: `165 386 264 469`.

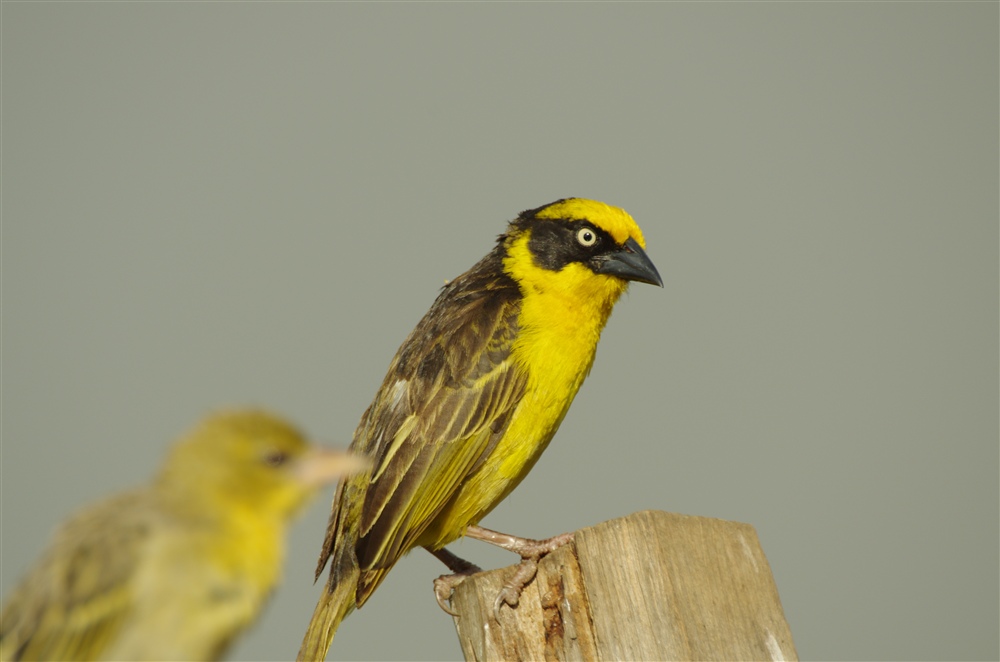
296 563 359 662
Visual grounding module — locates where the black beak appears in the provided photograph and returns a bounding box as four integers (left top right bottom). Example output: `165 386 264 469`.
594 237 663 287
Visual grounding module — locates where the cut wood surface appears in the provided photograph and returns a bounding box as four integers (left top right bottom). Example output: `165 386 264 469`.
449 510 797 661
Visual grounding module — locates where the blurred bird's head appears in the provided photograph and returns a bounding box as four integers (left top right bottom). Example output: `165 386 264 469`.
156 410 368 522
502 198 662 311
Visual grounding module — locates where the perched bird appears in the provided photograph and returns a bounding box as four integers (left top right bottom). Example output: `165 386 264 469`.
0 410 368 662
299 198 662 660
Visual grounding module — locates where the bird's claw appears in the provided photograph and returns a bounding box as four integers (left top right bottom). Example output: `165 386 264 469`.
492 557 538 620
428 546 484 616
460 526 576 621
434 574 465 616
433 528 576 620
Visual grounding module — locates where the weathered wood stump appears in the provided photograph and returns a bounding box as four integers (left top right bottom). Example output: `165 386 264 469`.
449 510 797 661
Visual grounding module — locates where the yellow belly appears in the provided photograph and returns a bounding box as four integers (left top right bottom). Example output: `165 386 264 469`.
417 254 623 549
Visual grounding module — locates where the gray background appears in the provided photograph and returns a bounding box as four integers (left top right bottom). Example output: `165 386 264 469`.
2 3 997 661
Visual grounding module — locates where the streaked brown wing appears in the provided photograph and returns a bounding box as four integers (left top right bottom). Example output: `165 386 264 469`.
356 360 524 569
348 247 526 574
0 493 149 661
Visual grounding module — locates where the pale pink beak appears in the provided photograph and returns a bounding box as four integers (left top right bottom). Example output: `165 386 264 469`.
295 446 371 487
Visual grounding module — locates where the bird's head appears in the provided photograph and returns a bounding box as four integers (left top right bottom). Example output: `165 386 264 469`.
156 410 368 522
502 198 662 307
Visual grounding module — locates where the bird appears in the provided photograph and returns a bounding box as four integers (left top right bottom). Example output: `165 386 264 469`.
0 409 369 662
298 198 662 660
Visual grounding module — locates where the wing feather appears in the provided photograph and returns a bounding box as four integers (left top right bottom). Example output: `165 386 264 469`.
314 244 527 608
0 493 149 661
350 246 526 574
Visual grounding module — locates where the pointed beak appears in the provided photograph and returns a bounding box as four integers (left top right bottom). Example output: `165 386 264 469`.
595 237 663 287
294 446 371 487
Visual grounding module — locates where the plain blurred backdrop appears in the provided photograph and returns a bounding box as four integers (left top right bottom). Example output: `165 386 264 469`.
2 3 997 661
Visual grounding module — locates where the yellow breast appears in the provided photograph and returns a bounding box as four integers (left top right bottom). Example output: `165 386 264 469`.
111 509 285 660
417 234 627 548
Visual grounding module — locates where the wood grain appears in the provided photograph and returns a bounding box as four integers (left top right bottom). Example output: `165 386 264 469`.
449 510 797 661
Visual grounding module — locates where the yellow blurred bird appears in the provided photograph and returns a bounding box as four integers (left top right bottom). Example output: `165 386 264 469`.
0 410 368 662
299 198 662 660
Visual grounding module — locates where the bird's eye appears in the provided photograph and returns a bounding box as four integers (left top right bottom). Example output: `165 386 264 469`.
263 451 289 467
576 227 598 247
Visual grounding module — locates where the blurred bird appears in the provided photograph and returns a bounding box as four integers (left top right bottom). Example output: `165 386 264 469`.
299 198 662 660
0 409 368 662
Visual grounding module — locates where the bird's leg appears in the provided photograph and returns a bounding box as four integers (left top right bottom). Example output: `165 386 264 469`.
426 547 483 616
464 525 575 619
429 546 483 574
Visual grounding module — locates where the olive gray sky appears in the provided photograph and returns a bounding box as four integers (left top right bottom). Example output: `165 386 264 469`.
2 3 997 661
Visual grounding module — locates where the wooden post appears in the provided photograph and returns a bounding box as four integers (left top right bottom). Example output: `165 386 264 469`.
449 510 797 661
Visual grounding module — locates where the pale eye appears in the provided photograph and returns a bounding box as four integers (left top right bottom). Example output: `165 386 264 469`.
576 227 597 247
